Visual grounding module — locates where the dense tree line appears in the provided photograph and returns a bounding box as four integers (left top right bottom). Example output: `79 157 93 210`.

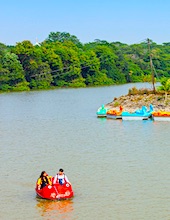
0 31 170 92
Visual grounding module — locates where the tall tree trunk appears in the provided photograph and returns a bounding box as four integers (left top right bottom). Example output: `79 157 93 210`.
165 91 168 103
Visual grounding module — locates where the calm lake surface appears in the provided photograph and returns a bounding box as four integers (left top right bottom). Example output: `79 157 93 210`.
0 83 169 220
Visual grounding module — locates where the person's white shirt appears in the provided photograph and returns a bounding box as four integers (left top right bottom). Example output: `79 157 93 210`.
53 173 70 185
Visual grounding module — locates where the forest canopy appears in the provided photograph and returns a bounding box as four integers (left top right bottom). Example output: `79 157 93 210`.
0 32 170 92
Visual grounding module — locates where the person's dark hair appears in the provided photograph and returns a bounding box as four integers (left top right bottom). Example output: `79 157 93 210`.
59 168 64 172
39 171 49 184
40 171 46 178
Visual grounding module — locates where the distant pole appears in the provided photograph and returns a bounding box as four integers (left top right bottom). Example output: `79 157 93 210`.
147 38 155 93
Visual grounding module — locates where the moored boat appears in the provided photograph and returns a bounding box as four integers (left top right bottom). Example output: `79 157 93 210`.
96 104 108 117
152 111 170 121
106 106 123 119
122 104 153 120
35 182 74 200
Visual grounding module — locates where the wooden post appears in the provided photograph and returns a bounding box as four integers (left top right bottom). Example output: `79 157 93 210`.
147 38 155 93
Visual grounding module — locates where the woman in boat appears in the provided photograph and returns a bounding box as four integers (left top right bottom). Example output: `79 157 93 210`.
53 168 71 185
37 171 52 190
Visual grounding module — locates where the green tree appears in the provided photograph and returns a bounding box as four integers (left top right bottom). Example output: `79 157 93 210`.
0 52 29 91
51 41 82 86
157 77 170 102
13 40 44 83
79 50 101 85
94 45 124 83
29 62 52 89
46 32 82 47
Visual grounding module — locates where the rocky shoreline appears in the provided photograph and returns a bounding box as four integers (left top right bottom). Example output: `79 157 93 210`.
105 93 170 112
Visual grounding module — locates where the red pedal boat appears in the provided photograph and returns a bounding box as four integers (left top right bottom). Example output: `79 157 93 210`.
35 182 74 200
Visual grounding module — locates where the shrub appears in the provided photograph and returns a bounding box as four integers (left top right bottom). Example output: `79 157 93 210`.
114 101 119 107
128 87 153 95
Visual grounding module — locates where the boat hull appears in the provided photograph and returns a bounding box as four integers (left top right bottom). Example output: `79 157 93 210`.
153 116 170 121
106 114 122 119
35 183 74 200
122 116 150 120
97 114 107 118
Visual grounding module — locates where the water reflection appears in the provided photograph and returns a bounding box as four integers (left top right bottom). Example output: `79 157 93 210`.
36 197 74 219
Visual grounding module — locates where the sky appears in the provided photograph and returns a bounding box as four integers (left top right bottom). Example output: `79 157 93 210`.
0 0 170 45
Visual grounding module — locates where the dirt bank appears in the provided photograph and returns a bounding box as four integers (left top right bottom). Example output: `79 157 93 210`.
105 93 170 112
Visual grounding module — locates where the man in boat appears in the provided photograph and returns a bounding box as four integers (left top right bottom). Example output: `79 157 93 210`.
37 171 52 190
53 168 71 185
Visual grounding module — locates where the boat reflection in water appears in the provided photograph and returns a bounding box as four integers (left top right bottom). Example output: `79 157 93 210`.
36 198 74 219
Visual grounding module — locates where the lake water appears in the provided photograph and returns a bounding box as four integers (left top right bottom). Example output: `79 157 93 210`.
0 83 169 220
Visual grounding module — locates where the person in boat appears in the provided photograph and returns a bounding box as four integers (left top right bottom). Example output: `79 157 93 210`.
37 171 52 190
53 168 71 185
